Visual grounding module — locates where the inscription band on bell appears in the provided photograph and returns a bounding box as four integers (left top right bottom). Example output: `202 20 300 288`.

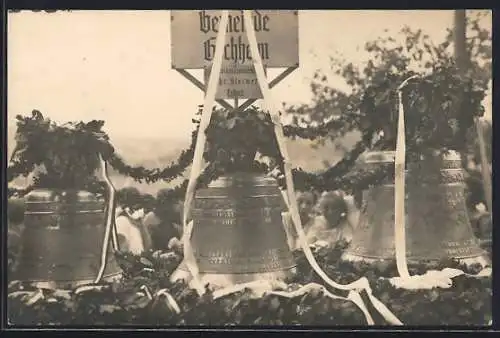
25 209 105 215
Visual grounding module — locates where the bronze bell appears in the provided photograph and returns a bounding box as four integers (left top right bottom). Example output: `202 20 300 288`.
13 189 122 288
173 173 296 288
343 151 488 266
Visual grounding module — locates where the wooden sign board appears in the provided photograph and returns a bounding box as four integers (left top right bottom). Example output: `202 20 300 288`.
204 62 266 100
171 10 299 69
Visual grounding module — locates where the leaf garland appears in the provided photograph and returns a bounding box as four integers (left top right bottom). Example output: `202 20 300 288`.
7 243 491 326
9 66 483 202
7 109 394 207
8 111 113 196
7 112 197 196
107 126 199 184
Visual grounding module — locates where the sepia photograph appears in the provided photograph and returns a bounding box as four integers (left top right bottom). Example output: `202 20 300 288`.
6 9 492 328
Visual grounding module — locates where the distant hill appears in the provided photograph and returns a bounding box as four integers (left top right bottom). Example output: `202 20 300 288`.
7 123 360 196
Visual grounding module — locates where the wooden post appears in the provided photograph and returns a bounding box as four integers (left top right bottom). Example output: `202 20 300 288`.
475 118 493 213
454 10 468 71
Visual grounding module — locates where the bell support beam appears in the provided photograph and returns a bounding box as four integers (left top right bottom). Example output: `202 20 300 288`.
181 10 230 294
242 9 402 326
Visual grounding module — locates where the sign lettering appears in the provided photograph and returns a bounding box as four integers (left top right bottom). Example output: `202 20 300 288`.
198 10 270 34
203 36 270 65
171 10 299 69
204 62 264 99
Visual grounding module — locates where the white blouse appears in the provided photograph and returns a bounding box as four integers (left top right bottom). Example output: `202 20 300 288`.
305 215 353 246
115 215 145 255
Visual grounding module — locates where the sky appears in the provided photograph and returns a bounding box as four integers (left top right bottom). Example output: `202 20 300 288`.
7 10 492 145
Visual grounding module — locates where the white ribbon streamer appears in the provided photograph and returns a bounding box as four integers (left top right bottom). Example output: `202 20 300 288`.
25 289 45 306
389 267 492 290
212 280 375 325
242 10 402 326
94 153 120 284
392 76 493 290
394 76 418 278
181 10 230 295
212 280 288 300
155 289 181 314
172 11 497 325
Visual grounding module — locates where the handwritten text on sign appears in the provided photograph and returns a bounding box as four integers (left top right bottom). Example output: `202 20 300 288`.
204 62 264 99
171 10 299 69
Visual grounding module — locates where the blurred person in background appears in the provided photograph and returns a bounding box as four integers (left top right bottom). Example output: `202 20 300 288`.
143 188 183 252
261 153 319 251
141 193 156 215
297 192 317 227
114 187 153 254
306 191 359 247
282 191 318 250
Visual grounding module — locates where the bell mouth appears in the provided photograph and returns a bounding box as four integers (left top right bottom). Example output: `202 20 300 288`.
17 272 123 290
171 265 297 290
198 269 298 290
24 189 103 203
173 257 297 275
192 263 298 275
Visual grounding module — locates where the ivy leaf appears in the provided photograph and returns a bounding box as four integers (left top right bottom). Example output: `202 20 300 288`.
7 243 492 326
31 110 43 119
121 292 151 311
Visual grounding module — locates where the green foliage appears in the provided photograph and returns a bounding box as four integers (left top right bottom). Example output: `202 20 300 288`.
203 106 282 174
116 187 143 209
7 244 491 326
289 13 491 121
291 243 491 325
362 64 485 158
5 12 492 328
8 111 113 195
107 127 197 184
141 194 157 213
7 111 195 198
155 188 182 222
5 105 410 201
186 105 391 194
286 12 491 158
